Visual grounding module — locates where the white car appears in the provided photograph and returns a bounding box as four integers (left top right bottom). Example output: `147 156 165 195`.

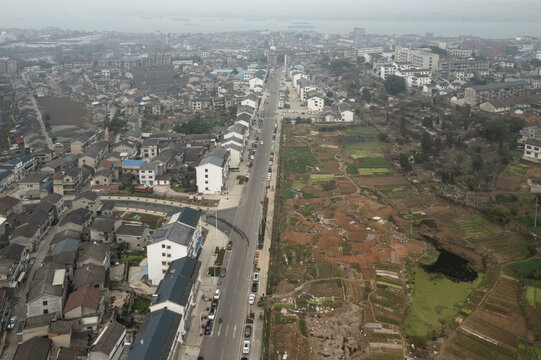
7 316 16 330
214 289 221 300
243 341 251 354
260 140 264 145
248 294 256 305
253 272 259 282
208 307 216 320
246 173 250 179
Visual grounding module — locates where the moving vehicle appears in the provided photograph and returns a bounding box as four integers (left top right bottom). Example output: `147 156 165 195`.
244 325 252 338
243 341 250 354
248 294 256 305
227 241 233 250
260 140 264 145
214 289 221 300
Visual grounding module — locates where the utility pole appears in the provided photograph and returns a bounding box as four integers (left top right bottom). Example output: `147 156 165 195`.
410 208 413 235
535 196 539 228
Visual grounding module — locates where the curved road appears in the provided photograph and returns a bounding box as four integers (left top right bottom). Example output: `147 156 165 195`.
198 67 282 360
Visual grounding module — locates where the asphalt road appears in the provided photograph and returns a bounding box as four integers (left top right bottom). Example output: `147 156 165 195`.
198 68 282 360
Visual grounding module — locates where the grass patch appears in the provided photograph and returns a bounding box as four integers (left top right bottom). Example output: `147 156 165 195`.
504 163 528 176
311 174 336 182
515 217 541 237
214 247 225 266
376 281 403 290
281 181 295 200
120 250 146 266
299 317 308 337
122 212 164 229
344 126 379 136
357 157 389 168
208 266 221 276
358 168 390 176
403 262 483 340
351 150 384 159
291 181 305 190
132 297 150 314
283 146 317 173
504 258 541 284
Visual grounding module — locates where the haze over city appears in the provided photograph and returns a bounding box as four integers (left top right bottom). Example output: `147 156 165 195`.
2 0 541 37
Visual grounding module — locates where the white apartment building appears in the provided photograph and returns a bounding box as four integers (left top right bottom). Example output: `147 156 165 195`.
139 162 159 186
307 95 325 111
147 208 202 285
195 148 230 194
524 138 541 163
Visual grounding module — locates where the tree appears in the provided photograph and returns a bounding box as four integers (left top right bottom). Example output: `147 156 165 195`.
384 75 406 95
399 153 412 172
361 88 371 103
421 132 433 154
483 119 509 143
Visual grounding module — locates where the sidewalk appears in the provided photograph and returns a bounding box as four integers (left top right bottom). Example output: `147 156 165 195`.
176 221 230 360
251 77 283 360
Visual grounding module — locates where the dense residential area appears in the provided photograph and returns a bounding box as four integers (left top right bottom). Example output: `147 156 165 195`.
0 19 540 360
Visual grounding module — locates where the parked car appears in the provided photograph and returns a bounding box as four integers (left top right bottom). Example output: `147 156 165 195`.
220 268 227 278
211 299 219 309
7 317 16 330
214 289 221 300
227 241 233 251
208 307 216 320
253 273 259 282
244 325 252 338
248 294 256 305
243 341 250 354
204 320 213 335
251 282 258 292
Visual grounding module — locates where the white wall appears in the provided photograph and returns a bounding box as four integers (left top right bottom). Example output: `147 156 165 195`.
147 240 188 285
196 163 224 194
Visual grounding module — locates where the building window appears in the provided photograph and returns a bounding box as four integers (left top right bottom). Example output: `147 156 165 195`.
162 270 167 274
162 253 166 257
162 261 166 265
167 254 171 258
43 300 48 306
205 169 208 173
162 244 165 248
205 187 209 191
166 246 171 249
43 309 48 314
205 180 208 184
205 174 208 178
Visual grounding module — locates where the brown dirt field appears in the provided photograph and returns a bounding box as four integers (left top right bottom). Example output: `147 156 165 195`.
282 231 313 245
496 172 525 192
336 179 358 195
37 96 88 125
315 227 342 258
356 175 408 186
459 277 527 350
527 167 541 178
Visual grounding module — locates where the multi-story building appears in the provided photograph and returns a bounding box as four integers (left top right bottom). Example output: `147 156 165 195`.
147 207 201 285
195 148 230 194
464 80 530 105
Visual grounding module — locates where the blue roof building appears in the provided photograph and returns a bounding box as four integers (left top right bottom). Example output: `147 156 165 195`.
127 309 181 360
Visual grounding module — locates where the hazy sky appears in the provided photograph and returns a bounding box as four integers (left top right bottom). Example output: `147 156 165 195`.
2 0 541 36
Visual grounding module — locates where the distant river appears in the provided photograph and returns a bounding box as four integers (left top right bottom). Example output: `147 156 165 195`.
4 14 541 38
